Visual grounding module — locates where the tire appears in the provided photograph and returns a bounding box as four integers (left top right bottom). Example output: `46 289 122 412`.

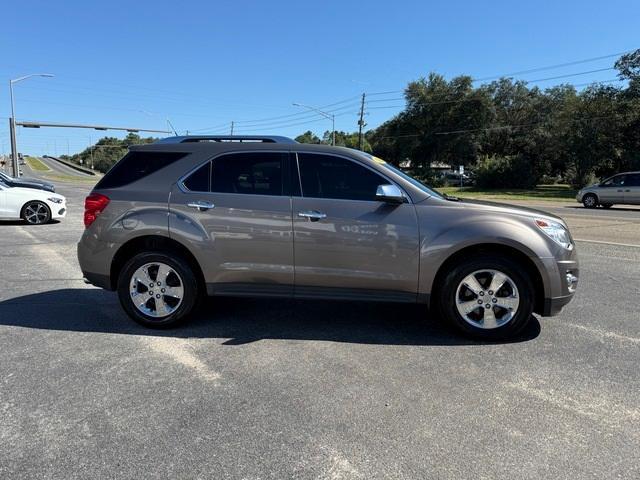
436 254 534 340
21 201 51 225
582 194 598 209
601 203 613 209
117 252 199 328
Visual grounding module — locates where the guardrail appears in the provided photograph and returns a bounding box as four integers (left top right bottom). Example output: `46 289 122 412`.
42 155 96 176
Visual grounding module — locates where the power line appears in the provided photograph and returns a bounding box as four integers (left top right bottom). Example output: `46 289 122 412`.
215 104 360 131
354 49 635 98
189 97 361 132
234 99 360 125
364 78 625 111
235 111 355 133
472 50 632 82
525 67 615 83
431 112 636 136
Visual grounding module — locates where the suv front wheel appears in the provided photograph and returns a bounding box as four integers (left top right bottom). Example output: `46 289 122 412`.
582 193 598 208
117 252 199 328
437 255 534 340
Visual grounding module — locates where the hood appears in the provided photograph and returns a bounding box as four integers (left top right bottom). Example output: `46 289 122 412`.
10 186 64 201
11 179 55 192
455 198 565 223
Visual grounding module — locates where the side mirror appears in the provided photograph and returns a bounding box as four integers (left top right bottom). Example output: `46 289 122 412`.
376 184 406 203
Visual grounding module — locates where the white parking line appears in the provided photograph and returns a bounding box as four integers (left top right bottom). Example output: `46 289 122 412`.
574 238 640 248
561 322 640 345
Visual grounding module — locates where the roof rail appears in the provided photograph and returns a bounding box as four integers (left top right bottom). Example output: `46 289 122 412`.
155 135 298 145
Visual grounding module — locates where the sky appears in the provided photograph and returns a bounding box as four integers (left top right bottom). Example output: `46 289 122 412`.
1 0 639 156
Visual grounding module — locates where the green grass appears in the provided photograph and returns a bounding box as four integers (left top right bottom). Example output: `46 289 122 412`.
437 184 578 202
25 156 50 171
41 173 99 184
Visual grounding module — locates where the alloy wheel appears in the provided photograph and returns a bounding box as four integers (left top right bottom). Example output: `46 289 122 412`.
24 202 50 224
455 269 520 329
129 262 184 318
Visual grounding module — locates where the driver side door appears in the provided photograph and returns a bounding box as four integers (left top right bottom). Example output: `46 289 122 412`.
598 174 626 203
291 152 420 300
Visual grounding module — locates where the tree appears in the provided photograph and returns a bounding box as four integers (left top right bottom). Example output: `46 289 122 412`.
296 51 640 189
295 131 321 144
69 134 157 173
615 48 640 93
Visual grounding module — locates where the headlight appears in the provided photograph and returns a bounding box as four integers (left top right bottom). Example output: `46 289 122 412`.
535 218 573 250
48 197 63 204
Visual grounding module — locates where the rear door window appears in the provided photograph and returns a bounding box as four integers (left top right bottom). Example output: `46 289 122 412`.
211 152 285 196
297 153 387 201
182 162 210 192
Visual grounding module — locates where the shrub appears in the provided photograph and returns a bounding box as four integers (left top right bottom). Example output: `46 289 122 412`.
474 155 537 189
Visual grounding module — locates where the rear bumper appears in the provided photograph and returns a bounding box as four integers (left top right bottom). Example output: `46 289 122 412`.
77 234 118 291
82 271 112 290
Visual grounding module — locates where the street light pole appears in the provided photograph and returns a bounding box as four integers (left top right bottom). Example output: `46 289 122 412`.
292 102 335 146
9 73 54 177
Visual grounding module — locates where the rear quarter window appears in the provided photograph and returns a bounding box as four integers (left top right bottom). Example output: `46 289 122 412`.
95 151 187 189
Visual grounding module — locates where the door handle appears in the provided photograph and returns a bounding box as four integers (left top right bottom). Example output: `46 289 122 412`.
617 189 623 192
187 201 215 211
625 189 631 192
298 210 327 221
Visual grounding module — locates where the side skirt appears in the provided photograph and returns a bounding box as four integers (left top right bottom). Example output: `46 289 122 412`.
206 283 422 304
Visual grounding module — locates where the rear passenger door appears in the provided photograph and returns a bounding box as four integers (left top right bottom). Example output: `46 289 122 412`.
623 173 640 205
169 151 295 296
291 152 420 300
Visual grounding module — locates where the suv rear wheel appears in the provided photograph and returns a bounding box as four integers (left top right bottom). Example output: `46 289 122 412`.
117 252 199 328
436 255 534 340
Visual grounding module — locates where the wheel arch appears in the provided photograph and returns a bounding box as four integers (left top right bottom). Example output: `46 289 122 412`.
110 235 205 292
429 243 547 316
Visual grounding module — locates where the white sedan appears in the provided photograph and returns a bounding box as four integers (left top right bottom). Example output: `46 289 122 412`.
0 178 66 224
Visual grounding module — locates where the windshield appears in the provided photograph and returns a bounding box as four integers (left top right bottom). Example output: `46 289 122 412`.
360 153 444 199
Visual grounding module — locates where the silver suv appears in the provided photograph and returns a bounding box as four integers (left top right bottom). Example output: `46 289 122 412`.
78 136 579 339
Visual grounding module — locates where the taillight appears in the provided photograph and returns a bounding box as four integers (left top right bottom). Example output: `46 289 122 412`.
84 193 110 228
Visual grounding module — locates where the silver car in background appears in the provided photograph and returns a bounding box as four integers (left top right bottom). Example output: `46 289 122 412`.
78 136 579 340
577 171 640 208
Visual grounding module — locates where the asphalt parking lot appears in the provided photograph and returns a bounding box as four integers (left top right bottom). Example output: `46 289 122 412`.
1 168 639 479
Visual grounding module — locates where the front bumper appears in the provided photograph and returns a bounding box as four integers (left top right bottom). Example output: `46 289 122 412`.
51 203 67 219
543 294 575 316
538 255 579 316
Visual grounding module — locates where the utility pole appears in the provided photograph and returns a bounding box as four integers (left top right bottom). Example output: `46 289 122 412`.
230 121 235 135
8 118 17 175
357 93 366 151
88 135 94 170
